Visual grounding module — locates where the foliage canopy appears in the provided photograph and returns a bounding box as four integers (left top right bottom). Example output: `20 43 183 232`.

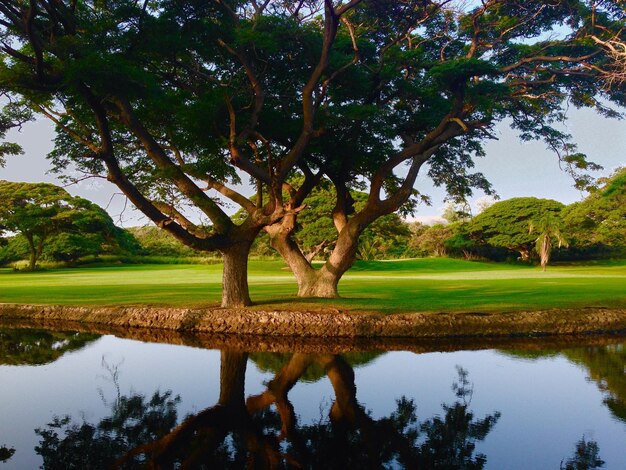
0 180 122 269
465 197 566 260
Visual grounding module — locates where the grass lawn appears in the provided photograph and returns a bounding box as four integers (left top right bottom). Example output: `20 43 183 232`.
0 258 625 313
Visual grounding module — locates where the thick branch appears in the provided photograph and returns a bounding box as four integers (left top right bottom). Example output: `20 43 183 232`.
277 1 347 181
150 200 211 238
76 84 225 251
25 0 44 80
224 96 272 185
369 102 467 201
112 96 234 233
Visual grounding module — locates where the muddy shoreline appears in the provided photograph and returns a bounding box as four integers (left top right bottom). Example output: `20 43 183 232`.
2 303 626 341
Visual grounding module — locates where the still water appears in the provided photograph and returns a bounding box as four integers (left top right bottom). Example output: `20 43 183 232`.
1 326 625 469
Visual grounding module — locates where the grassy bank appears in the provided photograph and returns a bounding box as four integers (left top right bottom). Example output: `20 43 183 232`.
0 258 625 313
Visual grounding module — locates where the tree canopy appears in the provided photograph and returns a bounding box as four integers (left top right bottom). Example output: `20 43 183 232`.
1 0 624 302
262 0 626 296
562 167 626 254
465 197 566 261
0 180 120 269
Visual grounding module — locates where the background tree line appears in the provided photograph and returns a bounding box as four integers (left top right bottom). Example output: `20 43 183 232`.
2 166 623 269
438 167 626 265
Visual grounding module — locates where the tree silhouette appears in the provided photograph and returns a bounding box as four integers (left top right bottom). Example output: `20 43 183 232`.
0 445 15 463
35 352 502 469
0 328 100 366
560 438 605 470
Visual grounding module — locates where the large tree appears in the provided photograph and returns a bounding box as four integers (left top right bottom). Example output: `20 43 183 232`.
0 180 119 270
465 197 566 261
0 0 363 306
264 0 626 297
1 0 624 303
562 166 626 254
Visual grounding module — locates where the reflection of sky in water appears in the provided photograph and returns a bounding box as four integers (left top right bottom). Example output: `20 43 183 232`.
1 335 625 469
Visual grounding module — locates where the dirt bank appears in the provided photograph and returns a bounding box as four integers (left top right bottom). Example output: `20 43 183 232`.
2 303 626 339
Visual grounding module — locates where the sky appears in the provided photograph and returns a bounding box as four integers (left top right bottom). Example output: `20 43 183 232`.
1 105 625 227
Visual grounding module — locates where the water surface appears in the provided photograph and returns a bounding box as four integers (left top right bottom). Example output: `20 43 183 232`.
1 326 625 469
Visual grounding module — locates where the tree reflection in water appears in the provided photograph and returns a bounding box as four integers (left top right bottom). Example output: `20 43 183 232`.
0 445 15 463
564 345 626 425
0 328 100 366
502 343 626 426
35 351 502 469
560 438 605 470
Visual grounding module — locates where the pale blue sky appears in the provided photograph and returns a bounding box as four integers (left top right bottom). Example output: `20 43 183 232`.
1 106 624 226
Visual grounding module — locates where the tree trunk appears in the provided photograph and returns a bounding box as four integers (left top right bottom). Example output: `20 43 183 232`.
220 242 253 308
320 354 360 426
25 234 38 271
268 218 362 298
539 234 551 271
518 248 531 261
28 250 37 271
219 351 248 410
268 227 340 298
296 267 341 297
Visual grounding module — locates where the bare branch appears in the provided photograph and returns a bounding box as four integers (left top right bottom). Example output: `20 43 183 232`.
500 50 602 73
36 104 100 153
590 35 626 88
150 200 212 238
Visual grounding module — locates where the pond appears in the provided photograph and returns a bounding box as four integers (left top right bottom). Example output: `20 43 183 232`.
1 325 625 469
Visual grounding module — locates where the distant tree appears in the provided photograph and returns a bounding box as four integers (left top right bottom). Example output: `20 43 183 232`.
466 198 565 261
529 213 569 271
0 235 24 265
127 226 198 258
440 202 477 259
409 224 454 258
444 228 479 260
0 225 137 266
0 181 118 269
562 167 626 256
45 232 105 262
442 202 471 224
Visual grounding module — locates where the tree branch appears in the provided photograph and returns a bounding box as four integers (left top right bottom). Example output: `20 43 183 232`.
112 96 234 234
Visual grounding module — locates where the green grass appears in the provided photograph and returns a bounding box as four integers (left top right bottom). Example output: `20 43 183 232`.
1 258 625 313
